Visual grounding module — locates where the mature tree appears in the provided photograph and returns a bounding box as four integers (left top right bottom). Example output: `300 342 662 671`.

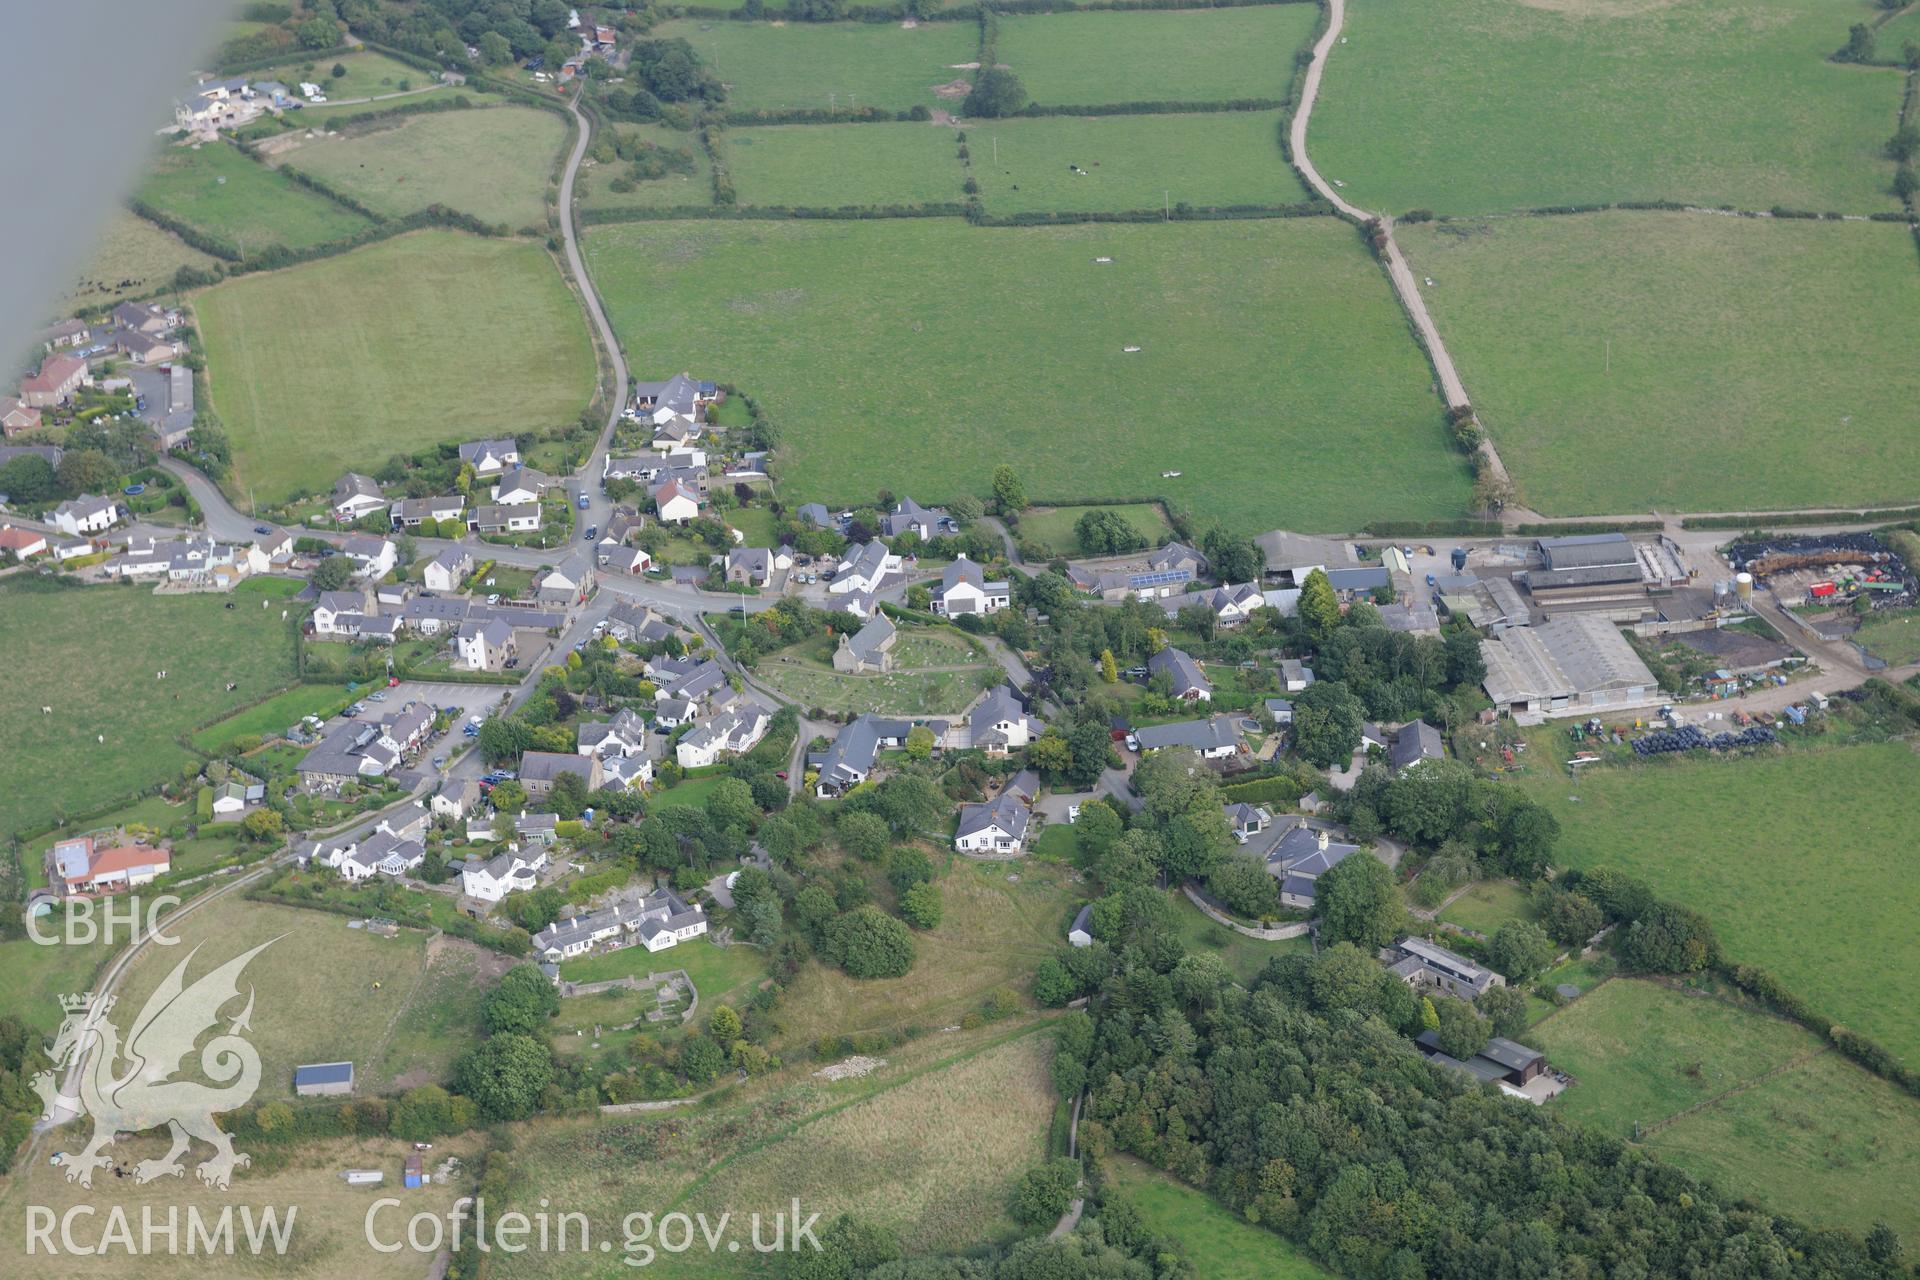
1491 797 1559 879
57 448 117 496
478 30 513 64
1298 568 1341 641
310 556 354 591
1161 806 1230 881
1443 623 1487 687
1206 852 1279 919
1008 1159 1081 1225
1076 508 1146 556
1315 853 1401 949
1088 883 1176 948
1031 954 1077 1007
1840 21 1876 62
990 464 1027 515
1489 920 1555 981
790 884 838 941
679 1034 725 1084
705 777 758 833
1381 758 1473 845
1291 679 1365 768
1477 985 1530 1040
963 68 1030 119
1309 941 1386 1012
708 1004 743 1042
869 773 947 835
453 1033 552 1120
0 455 58 503
1472 471 1517 514
1201 528 1262 584
825 905 916 978
837 811 890 860
1062 719 1116 790
899 881 942 929
240 808 284 843
1073 799 1123 862
483 964 561 1035
547 770 588 820
1538 888 1603 947
1432 995 1491 1060
1617 901 1718 974
1097 829 1161 890
904 725 935 760
296 14 337 48
1028 729 1074 778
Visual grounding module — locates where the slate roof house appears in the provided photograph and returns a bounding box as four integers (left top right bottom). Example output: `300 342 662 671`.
423 546 473 593
1148 646 1211 701
961 684 1040 756
1068 541 1206 601
331 472 387 521
605 600 677 646
578 708 649 759
676 698 772 769
518 751 602 799
1134 715 1241 759
1388 720 1445 773
931 555 1010 616
955 791 1031 855
630 372 715 423
458 437 520 477
52 495 121 536
882 496 952 541
532 889 707 960
831 540 901 596
1388 937 1505 1000
813 714 920 795
462 847 548 903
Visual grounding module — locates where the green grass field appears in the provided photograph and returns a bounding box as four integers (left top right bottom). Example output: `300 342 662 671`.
1436 879 1532 935
1531 978 1920 1240
1107 1156 1330 1278
997 7 1320 107
969 111 1309 214
657 18 978 114
1017 503 1171 556
1854 607 1920 665
112 893 446 1096
1309 0 1904 216
189 683 356 754
195 229 594 504
0 933 117 1037
1400 213 1920 515
1515 739 1920 1067
136 139 372 255
278 106 565 228
0 577 303 840
752 624 997 715
59 209 221 313
580 122 712 211
725 122 963 208
585 216 1468 532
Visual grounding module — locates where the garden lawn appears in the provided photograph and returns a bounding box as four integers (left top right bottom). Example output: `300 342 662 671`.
1436 879 1531 935
1107 1155 1330 1279
1017 503 1171 556
724 122 963 208
1514 739 1920 1067
656 19 978 114
580 123 711 212
585 217 1467 533
1309 0 1904 216
774 860 1073 1047
111 894 438 1095
559 935 767 1010
263 48 428 101
135 139 372 256
0 577 303 840
1171 889 1311 984
195 230 594 504
58 210 220 313
1400 213 1920 515
278 105 566 228
997 7 1319 107
970 111 1309 214
648 773 732 811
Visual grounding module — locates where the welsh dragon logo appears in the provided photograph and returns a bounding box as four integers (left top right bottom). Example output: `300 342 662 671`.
33 940 276 1190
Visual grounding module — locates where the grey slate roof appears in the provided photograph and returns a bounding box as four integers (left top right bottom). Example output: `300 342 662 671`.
1133 716 1240 754
1388 720 1444 771
1148 645 1210 697
956 791 1030 842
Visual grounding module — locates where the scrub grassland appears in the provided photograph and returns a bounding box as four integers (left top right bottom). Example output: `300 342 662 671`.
58 209 221 313
193 229 595 504
1308 0 1904 216
1400 213 1920 515
1512 739 1920 1068
275 105 567 228
584 216 1468 532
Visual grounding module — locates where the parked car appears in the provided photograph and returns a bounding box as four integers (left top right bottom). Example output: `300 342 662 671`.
486 593 500 604
577 493 590 510
432 756 446 768
253 524 272 535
